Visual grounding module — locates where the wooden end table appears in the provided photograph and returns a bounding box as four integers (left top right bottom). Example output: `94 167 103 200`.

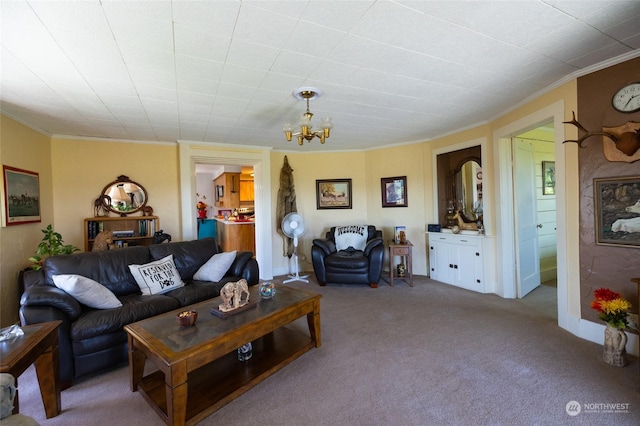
0 320 62 418
388 241 413 287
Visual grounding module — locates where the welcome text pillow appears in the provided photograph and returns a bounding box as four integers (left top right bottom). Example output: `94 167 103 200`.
128 254 185 295
334 225 368 251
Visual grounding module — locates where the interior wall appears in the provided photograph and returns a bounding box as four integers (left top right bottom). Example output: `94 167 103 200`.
0 116 53 326
576 57 640 321
50 137 182 250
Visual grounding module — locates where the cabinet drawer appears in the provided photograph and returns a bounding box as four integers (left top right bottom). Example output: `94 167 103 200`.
391 247 410 255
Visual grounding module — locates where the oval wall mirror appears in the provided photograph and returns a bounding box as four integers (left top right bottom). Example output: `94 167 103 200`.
101 175 147 216
453 157 482 222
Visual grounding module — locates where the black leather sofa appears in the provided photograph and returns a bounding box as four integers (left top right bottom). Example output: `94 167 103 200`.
311 226 384 288
19 237 259 388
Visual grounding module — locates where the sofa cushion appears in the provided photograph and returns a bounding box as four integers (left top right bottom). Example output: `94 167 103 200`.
52 274 122 309
325 250 369 271
148 238 219 280
44 246 150 296
70 294 180 342
193 250 236 282
128 254 185 295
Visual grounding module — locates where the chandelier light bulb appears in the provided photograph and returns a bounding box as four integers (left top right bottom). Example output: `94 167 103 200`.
283 87 333 146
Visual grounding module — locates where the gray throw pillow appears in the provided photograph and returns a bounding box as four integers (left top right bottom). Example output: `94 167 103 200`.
193 251 237 282
52 274 122 309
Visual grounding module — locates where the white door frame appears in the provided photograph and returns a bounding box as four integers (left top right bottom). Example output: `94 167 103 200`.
493 101 570 329
177 141 273 280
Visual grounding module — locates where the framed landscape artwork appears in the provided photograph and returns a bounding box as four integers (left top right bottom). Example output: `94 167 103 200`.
316 179 352 209
594 175 640 248
3 165 41 226
381 176 408 207
542 161 555 195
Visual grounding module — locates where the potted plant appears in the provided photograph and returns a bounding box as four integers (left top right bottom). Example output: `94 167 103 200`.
28 224 80 270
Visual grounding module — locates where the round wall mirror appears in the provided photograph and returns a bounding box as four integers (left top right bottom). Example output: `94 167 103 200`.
101 175 147 215
453 157 482 222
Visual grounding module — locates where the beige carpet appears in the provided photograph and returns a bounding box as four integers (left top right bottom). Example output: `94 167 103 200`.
12 275 640 425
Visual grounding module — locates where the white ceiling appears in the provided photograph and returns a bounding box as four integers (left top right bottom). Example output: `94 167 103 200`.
2 1 640 151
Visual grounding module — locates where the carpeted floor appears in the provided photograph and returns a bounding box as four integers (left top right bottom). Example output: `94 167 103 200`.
11 275 640 425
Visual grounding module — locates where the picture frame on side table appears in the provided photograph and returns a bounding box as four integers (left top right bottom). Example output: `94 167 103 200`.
394 226 407 244
316 179 352 209
3 165 41 226
594 175 640 248
381 176 408 207
542 161 555 195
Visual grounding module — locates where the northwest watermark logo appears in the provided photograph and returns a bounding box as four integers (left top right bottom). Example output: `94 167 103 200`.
566 400 630 416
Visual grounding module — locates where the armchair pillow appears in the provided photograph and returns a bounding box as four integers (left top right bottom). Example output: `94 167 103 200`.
334 225 368 251
193 250 237 282
128 254 185 295
52 274 122 309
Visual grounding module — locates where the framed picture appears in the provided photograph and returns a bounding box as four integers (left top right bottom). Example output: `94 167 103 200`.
594 175 640 248
381 176 408 207
542 161 555 195
316 179 352 209
3 165 41 226
216 185 224 200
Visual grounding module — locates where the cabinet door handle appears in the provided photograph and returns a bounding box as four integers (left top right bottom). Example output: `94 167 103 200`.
449 264 454 268
430 246 433 250
475 252 480 256
453 265 458 269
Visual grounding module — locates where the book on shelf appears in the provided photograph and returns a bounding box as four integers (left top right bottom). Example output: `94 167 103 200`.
112 230 135 238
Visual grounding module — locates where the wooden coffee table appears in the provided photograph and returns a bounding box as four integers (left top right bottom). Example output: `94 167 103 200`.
0 320 61 418
124 285 321 426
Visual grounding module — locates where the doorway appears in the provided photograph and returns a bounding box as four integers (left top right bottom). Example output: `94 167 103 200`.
512 124 558 316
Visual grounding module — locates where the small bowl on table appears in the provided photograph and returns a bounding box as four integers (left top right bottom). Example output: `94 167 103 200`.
176 310 198 326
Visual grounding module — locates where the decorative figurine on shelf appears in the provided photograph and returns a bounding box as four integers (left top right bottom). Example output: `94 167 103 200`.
142 205 154 216
93 195 111 217
219 279 250 312
92 231 113 252
398 230 407 244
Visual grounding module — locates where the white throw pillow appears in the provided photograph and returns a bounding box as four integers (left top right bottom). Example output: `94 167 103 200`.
52 274 122 309
194 251 237 282
334 226 368 251
128 254 185 295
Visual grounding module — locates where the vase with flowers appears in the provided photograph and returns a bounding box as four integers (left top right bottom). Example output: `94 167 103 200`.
196 197 208 219
590 288 632 367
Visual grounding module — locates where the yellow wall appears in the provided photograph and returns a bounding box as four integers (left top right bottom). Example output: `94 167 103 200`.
50 137 182 250
0 116 53 326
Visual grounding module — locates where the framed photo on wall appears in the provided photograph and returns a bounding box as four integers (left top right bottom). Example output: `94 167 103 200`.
316 179 352 209
594 175 640 248
542 161 555 195
3 165 41 226
381 176 408 207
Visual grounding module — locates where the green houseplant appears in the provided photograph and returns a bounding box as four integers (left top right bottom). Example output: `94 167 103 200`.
28 224 80 270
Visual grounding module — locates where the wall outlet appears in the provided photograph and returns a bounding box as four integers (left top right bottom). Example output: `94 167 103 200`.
627 313 639 330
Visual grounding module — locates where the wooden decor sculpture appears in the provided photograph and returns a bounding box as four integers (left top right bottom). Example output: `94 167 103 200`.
218 279 250 312
453 209 479 231
93 195 111 217
563 111 640 163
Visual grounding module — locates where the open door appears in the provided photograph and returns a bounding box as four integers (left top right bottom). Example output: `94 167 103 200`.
513 138 541 297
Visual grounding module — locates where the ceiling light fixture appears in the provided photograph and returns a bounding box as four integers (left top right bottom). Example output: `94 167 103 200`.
283 88 333 145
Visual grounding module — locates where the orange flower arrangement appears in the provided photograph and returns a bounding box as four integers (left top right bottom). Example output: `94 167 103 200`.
590 288 631 329
196 201 208 211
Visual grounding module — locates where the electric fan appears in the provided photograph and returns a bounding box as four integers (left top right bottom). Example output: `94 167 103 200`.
281 212 309 284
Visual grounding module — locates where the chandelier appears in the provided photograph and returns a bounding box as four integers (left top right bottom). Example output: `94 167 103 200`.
283 88 333 145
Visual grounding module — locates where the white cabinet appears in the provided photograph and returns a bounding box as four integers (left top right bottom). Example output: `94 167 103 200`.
428 232 486 293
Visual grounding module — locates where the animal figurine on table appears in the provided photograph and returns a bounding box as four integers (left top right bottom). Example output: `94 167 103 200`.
92 231 113 251
452 209 479 231
218 279 250 312
153 230 171 244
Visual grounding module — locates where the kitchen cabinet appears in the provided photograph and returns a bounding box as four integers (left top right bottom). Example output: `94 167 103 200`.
216 219 255 253
214 173 240 208
428 232 486 293
240 180 254 202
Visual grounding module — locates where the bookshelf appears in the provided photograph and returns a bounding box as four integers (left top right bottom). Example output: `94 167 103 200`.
84 216 159 251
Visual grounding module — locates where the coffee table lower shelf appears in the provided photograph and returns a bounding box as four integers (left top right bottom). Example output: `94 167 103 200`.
136 326 313 425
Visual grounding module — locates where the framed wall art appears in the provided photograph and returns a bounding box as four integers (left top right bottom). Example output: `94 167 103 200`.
381 176 408 207
594 175 640 248
3 165 41 226
316 179 352 209
542 161 555 195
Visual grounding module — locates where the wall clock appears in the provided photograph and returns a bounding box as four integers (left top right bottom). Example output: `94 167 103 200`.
612 82 640 113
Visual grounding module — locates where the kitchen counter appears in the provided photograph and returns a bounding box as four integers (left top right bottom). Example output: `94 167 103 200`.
215 218 255 253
